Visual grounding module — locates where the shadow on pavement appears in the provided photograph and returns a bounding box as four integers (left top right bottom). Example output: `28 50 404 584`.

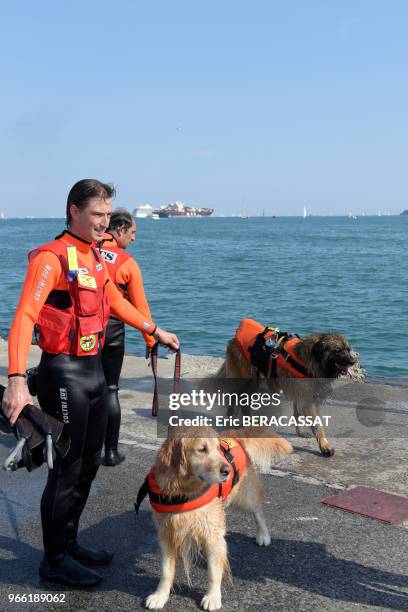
0 498 407 610
227 531 408 609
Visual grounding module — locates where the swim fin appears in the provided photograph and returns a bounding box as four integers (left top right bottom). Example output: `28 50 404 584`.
0 384 70 472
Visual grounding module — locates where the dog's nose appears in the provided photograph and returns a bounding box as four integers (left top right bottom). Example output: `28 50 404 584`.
220 463 230 479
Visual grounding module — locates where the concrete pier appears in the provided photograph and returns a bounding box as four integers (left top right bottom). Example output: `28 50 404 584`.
0 339 407 611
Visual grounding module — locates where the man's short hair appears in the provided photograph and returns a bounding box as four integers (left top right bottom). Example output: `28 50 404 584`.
108 208 135 232
66 179 116 225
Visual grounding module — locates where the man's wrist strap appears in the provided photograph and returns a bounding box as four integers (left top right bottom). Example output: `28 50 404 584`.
150 324 158 336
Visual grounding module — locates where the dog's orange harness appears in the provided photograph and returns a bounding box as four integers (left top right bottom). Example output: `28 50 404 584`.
236 318 309 379
135 438 247 513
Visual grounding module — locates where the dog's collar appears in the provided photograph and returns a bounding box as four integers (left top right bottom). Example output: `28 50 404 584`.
135 477 212 512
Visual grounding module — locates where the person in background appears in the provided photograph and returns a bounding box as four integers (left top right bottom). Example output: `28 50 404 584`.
98 208 155 466
2 179 179 588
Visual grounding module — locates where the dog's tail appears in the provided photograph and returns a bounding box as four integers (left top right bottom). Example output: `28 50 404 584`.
212 338 241 378
212 359 227 378
224 428 292 470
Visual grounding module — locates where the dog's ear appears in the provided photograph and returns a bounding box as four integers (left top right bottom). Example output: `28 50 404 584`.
312 339 325 362
174 438 188 476
159 437 188 475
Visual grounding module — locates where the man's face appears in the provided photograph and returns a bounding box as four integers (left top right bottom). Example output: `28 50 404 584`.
69 197 112 243
117 221 136 249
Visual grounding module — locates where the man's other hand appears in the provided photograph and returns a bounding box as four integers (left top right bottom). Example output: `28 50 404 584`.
2 378 33 426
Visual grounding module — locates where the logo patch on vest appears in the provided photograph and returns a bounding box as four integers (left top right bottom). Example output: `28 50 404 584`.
79 334 97 352
77 274 97 289
96 263 103 271
100 249 117 264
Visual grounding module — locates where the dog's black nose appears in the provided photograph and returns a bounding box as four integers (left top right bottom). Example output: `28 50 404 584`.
220 464 230 478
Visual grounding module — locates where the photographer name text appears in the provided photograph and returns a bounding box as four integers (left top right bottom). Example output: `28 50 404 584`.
168 414 331 428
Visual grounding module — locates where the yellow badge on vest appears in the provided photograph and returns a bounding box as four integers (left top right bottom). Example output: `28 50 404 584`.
79 334 97 352
221 437 238 449
77 274 97 289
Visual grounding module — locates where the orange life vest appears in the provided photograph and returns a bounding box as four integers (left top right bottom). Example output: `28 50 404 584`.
98 234 131 300
235 318 309 379
135 438 247 513
29 235 110 357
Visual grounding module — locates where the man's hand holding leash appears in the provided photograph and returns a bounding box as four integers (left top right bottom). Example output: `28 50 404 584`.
152 327 180 352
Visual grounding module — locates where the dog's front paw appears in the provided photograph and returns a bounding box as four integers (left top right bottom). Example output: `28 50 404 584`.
256 531 271 546
145 591 169 609
201 592 222 610
321 447 335 457
318 438 334 457
319 440 335 457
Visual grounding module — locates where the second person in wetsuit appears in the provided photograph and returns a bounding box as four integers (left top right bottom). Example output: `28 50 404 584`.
98 209 155 466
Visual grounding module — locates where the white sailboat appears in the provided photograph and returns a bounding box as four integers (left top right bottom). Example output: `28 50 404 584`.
303 206 308 218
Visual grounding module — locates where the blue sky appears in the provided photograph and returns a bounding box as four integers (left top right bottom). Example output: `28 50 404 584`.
1 0 407 216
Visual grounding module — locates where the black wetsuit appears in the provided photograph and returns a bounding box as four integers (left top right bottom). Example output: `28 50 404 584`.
101 318 125 452
37 351 107 556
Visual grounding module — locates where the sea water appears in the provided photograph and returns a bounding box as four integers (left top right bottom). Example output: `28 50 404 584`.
0 216 406 377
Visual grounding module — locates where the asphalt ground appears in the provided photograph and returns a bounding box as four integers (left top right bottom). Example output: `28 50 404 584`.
0 342 407 611
0 440 407 612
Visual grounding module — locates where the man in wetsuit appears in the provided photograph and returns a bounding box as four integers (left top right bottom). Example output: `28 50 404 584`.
2 179 179 588
98 209 154 466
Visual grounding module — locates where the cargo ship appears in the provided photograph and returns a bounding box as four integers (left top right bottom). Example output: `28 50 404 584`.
154 201 213 218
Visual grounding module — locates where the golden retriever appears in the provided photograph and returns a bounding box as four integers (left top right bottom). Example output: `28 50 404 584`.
144 427 292 610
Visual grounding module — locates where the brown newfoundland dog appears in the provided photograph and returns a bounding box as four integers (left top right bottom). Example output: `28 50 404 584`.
214 319 361 457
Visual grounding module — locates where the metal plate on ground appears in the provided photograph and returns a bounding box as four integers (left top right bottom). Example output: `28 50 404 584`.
321 486 408 525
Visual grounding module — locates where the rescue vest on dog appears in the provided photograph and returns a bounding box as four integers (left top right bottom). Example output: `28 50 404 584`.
135 438 247 513
236 318 309 379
